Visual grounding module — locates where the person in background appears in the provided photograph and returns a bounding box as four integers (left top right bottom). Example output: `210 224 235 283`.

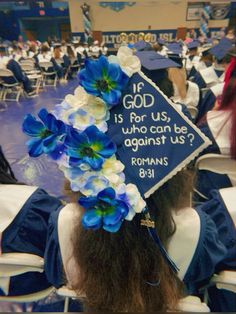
0 46 35 96
195 50 236 201
185 40 200 75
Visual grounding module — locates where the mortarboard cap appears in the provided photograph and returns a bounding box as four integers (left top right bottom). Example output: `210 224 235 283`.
157 38 165 45
136 51 180 71
187 40 200 50
210 37 233 61
134 40 152 52
167 53 184 67
167 42 182 55
53 42 62 48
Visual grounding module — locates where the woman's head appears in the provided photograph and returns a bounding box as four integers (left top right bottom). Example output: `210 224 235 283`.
41 44 49 54
70 169 193 311
0 146 17 184
54 46 61 59
168 67 187 100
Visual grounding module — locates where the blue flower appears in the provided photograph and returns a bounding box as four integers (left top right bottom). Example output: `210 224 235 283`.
22 108 66 158
79 187 129 232
78 55 129 107
64 125 116 170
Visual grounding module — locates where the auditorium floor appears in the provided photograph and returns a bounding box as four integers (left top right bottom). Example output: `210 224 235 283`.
0 78 79 198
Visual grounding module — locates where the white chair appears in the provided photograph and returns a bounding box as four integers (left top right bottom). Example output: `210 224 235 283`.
195 153 236 181
39 62 58 87
0 69 23 101
21 64 42 94
56 286 85 312
203 270 236 305
0 252 54 302
177 296 210 312
201 87 210 98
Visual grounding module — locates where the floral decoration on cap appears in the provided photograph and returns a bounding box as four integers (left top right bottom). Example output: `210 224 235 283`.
22 48 145 232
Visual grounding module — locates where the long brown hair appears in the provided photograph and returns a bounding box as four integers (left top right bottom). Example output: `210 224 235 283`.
168 67 187 100
70 169 194 311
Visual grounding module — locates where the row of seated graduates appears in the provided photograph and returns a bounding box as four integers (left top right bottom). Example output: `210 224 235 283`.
5 39 109 84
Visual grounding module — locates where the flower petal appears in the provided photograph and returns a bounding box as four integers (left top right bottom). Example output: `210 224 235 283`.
103 221 122 233
83 154 104 170
42 134 58 153
82 210 102 230
79 195 98 209
27 138 44 157
101 89 121 106
22 114 45 137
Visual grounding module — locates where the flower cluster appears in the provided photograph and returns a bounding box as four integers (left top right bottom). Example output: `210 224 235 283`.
22 48 145 232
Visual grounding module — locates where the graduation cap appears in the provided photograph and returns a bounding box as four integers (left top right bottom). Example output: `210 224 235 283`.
167 53 184 67
135 51 181 85
187 40 200 50
210 37 233 61
136 51 180 71
53 42 62 48
200 47 212 57
167 42 182 55
157 38 165 45
134 40 152 52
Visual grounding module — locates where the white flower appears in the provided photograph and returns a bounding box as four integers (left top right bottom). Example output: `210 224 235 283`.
117 46 141 77
116 183 146 221
64 86 89 109
86 96 110 121
68 109 95 131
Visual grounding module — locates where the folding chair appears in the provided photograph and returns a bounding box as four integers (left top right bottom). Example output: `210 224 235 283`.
203 270 236 306
0 252 54 302
21 64 43 94
39 62 58 87
195 154 236 183
0 69 23 102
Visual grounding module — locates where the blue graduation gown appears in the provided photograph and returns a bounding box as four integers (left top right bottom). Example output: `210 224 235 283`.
0 185 62 296
196 188 236 311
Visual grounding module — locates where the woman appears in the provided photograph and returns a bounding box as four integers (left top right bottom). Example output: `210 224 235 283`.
44 168 228 312
195 52 236 201
168 66 200 117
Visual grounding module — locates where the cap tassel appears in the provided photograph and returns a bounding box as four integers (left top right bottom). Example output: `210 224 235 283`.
141 212 179 274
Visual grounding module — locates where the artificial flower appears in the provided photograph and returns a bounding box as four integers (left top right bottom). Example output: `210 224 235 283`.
68 108 95 131
64 125 116 170
78 55 129 106
79 187 129 232
65 86 89 109
117 183 146 221
117 46 141 77
22 108 66 158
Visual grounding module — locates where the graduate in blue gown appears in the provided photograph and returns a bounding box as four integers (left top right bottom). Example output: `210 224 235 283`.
195 48 234 123
196 187 236 312
195 52 236 202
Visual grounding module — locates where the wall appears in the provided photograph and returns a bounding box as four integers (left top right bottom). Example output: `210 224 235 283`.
68 0 229 33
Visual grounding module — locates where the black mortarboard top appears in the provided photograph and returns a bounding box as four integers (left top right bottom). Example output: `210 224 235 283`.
210 37 233 61
187 40 200 50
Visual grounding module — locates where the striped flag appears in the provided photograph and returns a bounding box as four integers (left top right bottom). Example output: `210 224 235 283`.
200 5 211 38
81 3 92 43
